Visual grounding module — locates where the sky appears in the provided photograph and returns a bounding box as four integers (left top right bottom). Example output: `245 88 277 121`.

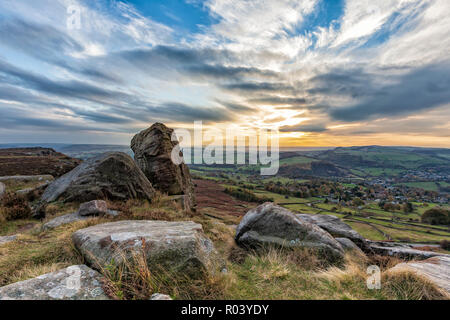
0 0 449 147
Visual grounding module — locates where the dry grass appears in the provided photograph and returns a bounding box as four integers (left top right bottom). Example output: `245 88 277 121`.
1 196 448 301
98 244 227 300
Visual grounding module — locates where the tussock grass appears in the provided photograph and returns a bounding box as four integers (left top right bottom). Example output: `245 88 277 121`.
224 248 448 300
99 246 227 300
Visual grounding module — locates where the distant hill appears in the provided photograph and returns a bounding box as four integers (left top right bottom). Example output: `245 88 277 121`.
0 147 81 177
313 146 450 178
0 144 132 160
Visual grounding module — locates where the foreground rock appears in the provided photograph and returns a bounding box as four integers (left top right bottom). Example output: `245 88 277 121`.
369 244 448 260
296 214 368 250
78 200 108 216
131 123 195 211
0 235 17 246
0 265 109 300
42 213 89 230
73 220 221 278
42 152 155 203
235 203 344 260
336 238 363 253
389 256 450 294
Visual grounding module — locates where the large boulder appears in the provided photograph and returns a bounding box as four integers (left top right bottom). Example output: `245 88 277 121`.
389 256 450 294
72 220 221 278
131 123 195 211
41 152 155 203
235 203 345 260
296 213 368 250
0 265 109 300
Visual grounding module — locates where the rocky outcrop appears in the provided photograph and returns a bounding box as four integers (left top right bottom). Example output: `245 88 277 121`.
335 238 363 253
0 265 109 300
78 200 108 216
0 148 81 178
41 152 155 203
0 235 17 246
131 123 195 211
296 214 368 250
389 256 450 294
42 213 89 230
72 220 221 278
369 244 448 260
235 203 344 261
43 201 118 230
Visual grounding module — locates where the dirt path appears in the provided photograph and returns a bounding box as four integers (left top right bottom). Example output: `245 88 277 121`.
194 179 255 217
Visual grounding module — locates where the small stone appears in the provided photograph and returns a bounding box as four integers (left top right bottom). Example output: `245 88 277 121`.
78 200 108 216
150 293 172 300
0 235 17 246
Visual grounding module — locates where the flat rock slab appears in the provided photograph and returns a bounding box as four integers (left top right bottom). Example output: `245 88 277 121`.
0 175 54 181
0 235 17 246
370 245 449 260
236 203 344 260
0 265 110 300
390 256 450 294
42 213 90 230
73 220 220 278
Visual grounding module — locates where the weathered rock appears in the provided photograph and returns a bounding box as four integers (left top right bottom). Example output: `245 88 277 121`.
0 235 17 246
296 214 368 250
235 203 344 260
131 123 195 211
72 220 221 278
389 256 450 294
78 200 108 216
0 181 5 198
335 238 363 253
0 265 110 300
42 213 89 230
369 244 448 260
150 293 172 300
41 152 155 204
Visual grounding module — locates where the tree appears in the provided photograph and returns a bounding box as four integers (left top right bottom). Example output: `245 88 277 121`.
421 207 450 225
402 202 413 213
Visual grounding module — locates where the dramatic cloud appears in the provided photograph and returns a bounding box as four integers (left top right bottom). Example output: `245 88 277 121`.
0 0 448 146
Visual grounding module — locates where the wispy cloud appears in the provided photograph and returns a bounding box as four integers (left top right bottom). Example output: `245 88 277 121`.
0 0 448 146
